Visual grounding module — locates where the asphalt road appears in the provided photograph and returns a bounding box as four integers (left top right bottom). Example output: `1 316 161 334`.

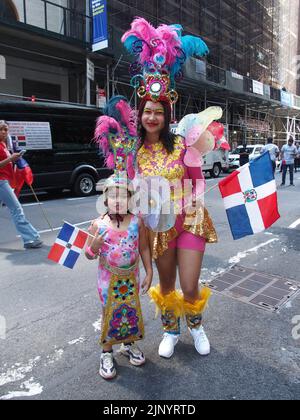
0 172 300 400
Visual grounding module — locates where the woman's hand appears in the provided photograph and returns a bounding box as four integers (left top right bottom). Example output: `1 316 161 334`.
141 273 153 295
90 231 106 254
10 153 21 163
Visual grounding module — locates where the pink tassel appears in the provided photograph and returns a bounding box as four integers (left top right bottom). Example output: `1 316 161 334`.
157 24 181 66
116 100 131 128
121 18 158 63
121 18 157 45
128 109 138 137
127 153 135 180
105 153 115 169
95 116 121 139
99 136 109 154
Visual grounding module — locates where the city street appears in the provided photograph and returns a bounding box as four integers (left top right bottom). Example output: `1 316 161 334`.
0 172 299 400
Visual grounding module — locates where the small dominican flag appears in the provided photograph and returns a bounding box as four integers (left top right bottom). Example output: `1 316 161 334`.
219 152 280 240
48 223 89 269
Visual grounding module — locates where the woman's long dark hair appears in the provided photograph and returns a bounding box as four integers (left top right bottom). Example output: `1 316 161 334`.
138 98 176 153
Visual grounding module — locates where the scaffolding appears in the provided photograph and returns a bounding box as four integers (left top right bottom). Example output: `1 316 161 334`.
104 0 300 147
108 0 300 93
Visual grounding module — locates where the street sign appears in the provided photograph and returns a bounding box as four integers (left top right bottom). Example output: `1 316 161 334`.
87 58 95 82
253 80 264 96
0 55 6 79
91 0 108 52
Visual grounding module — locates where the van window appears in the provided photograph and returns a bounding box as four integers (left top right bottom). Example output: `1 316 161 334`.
23 79 61 101
232 147 254 154
51 119 97 151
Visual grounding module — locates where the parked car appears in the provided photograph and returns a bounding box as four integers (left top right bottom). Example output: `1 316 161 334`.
229 144 264 169
0 100 112 196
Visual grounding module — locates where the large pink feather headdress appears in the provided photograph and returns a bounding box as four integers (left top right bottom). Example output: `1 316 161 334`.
122 17 209 104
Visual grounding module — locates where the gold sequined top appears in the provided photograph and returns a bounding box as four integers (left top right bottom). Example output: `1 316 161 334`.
137 136 186 182
137 136 218 258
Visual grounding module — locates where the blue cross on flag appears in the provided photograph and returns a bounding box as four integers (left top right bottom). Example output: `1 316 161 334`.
48 223 89 269
219 152 280 240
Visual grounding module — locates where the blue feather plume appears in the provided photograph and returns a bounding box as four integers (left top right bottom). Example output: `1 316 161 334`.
181 35 209 59
103 96 128 133
123 35 140 54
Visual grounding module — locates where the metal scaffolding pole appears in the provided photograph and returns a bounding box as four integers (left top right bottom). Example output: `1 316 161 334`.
106 64 110 100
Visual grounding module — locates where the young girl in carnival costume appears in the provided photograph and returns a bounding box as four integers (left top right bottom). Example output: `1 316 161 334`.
122 18 230 359
86 97 153 379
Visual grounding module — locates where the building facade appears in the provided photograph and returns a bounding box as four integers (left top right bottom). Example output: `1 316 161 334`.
105 0 300 144
1 0 300 144
0 0 111 104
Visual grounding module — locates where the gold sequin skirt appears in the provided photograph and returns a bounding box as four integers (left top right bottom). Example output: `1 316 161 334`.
148 207 218 259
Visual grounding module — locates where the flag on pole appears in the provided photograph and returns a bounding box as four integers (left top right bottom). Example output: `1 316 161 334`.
48 223 89 269
14 159 34 197
219 152 280 240
9 136 34 197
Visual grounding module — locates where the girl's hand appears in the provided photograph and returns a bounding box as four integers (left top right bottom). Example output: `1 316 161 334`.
90 231 106 254
141 273 153 295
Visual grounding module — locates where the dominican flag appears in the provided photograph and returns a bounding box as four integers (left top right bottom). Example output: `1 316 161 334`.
14 159 34 197
219 152 280 240
9 136 34 197
48 223 89 269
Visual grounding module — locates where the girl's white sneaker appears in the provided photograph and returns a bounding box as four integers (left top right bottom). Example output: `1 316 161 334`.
119 343 146 366
99 352 116 380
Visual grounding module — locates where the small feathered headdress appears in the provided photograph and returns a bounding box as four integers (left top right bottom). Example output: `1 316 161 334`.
94 96 139 185
122 18 209 104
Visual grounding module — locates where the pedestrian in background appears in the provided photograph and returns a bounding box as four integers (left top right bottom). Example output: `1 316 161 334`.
260 137 279 175
239 144 250 166
295 142 300 173
281 136 297 186
0 120 43 249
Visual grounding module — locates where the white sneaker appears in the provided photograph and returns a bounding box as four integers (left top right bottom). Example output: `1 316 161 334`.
99 352 116 380
158 333 179 359
119 343 146 366
189 326 210 356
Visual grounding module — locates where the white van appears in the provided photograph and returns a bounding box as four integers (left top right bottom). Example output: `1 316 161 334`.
202 149 229 178
229 144 264 169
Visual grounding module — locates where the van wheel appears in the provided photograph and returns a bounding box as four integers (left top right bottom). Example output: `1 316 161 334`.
210 164 221 178
73 173 96 196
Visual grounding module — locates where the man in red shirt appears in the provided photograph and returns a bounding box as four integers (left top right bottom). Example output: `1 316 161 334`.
0 120 43 249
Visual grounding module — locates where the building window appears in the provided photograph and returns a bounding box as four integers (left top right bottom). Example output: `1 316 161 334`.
23 79 61 101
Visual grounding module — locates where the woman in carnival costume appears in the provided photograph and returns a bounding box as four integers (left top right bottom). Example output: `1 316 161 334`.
122 18 230 359
86 96 153 379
